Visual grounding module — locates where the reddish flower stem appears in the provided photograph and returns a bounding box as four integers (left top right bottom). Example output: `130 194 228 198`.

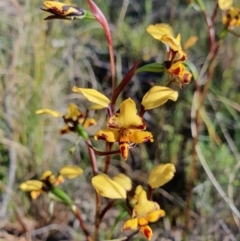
111 61 139 109
125 228 140 241
126 194 133 214
147 185 153 200
87 0 115 94
85 139 101 241
211 1 219 23
139 105 145 117
103 142 113 174
75 207 93 241
99 200 115 220
93 191 101 241
86 139 98 176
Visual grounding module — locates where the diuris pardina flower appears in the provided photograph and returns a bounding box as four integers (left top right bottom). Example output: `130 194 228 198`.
146 23 192 88
36 103 96 138
72 86 178 160
222 7 240 28
19 166 83 199
95 98 154 160
218 0 240 28
122 185 165 240
41 1 95 20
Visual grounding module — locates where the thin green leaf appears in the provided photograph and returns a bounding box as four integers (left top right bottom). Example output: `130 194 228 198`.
135 63 165 74
184 60 198 81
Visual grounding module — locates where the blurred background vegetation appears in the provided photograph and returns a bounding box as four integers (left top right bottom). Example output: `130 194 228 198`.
0 0 240 240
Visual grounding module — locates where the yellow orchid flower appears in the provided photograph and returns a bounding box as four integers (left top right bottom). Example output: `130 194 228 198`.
19 179 46 200
36 103 96 136
95 98 154 160
218 0 240 28
222 7 240 28
147 23 187 62
167 62 192 88
42 1 85 17
148 164 176 189
92 174 127 199
72 86 178 159
147 23 193 87
122 185 165 240
19 166 83 199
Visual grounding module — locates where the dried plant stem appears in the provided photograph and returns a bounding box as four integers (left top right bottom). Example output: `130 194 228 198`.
0 77 17 218
195 144 240 220
75 207 93 241
184 8 221 237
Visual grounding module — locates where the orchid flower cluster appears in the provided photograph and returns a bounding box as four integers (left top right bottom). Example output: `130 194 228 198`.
19 0 237 240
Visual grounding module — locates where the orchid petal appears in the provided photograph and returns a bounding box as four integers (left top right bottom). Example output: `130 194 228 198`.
19 180 43 192
40 170 53 180
92 174 126 199
138 217 148 226
59 165 83 179
140 225 153 240
142 86 178 110
30 190 43 199
112 173 132 191
122 218 138 230
36 109 62 117
146 23 174 39
94 129 120 142
72 87 110 109
129 131 154 143
161 34 182 52
145 209 166 222
64 103 82 121
60 126 71 135
134 190 159 215
148 163 176 188
119 142 129 160
82 118 97 128
108 98 144 129
218 0 233 10
43 1 85 17
183 36 198 50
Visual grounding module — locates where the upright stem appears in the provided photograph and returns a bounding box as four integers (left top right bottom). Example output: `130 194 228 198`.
104 143 113 174
93 192 101 241
86 139 98 176
99 200 115 220
85 138 101 240
75 207 93 241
